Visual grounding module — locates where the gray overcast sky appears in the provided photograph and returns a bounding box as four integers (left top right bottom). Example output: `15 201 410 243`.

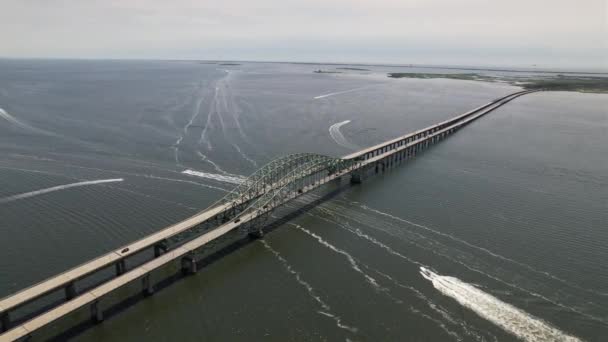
1 0 606 70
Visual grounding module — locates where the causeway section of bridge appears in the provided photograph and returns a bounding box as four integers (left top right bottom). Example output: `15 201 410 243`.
0 90 537 341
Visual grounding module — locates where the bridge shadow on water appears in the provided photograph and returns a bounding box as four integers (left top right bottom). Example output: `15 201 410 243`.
49 183 352 341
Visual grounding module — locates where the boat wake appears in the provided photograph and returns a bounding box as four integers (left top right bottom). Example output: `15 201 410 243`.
292 223 382 290
0 107 59 137
358 203 608 298
321 201 607 324
261 240 358 333
420 267 582 342
329 120 358 149
0 179 124 203
313 86 371 100
182 169 244 184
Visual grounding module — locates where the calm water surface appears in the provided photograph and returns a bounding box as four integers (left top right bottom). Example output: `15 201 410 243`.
0 60 606 341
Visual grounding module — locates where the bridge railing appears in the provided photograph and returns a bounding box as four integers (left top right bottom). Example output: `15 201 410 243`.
342 90 532 162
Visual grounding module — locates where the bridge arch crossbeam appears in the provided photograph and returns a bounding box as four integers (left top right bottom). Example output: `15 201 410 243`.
218 153 340 207
237 155 352 231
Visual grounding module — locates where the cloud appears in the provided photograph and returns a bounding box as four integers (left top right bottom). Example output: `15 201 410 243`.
1 0 606 69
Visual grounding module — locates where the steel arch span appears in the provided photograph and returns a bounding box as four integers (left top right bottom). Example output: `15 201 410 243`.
207 153 354 212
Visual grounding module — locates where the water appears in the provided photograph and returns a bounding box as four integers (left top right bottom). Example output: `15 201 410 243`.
0 60 606 341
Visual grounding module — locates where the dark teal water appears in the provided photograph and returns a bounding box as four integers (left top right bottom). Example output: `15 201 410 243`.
0 60 606 341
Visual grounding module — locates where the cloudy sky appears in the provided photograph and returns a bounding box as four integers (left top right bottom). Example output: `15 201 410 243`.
1 0 606 69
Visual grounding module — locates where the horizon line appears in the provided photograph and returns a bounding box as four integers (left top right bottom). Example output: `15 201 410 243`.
1 56 607 74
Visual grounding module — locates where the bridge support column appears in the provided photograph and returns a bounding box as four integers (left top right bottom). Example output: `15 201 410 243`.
1 312 10 333
181 256 197 275
350 173 362 184
154 240 168 257
248 230 264 239
65 281 77 300
142 274 154 296
90 300 104 323
115 260 126 276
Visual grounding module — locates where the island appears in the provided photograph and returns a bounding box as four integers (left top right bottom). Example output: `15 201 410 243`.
387 73 608 93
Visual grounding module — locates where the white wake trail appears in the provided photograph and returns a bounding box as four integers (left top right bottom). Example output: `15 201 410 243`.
224 82 252 144
0 107 58 137
195 151 240 179
261 240 358 333
104 185 197 211
322 204 607 324
359 203 608 298
172 136 184 165
313 86 371 100
221 83 257 168
231 143 258 168
329 120 358 149
172 83 205 165
0 107 32 130
370 267 483 341
184 87 206 134
182 169 244 184
0 179 124 203
45 163 229 192
316 208 425 268
292 223 381 289
298 210 469 339
199 86 218 150
420 267 582 342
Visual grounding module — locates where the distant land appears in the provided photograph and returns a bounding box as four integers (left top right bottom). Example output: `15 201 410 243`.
336 67 371 71
313 69 342 74
388 72 608 93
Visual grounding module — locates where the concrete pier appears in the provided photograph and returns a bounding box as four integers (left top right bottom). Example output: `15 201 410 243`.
90 301 103 323
154 241 168 257
142 274 154 296
115 260 126 276
248 230 264 239
181 256 197 275
65 282 77 300
0 313 9 333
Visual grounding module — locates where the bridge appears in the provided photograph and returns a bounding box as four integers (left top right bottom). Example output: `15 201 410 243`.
0 90 537 341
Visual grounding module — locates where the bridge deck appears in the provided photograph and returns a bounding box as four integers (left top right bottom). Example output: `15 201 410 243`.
343 90 533 160
0 203 230 314
0 167 357 342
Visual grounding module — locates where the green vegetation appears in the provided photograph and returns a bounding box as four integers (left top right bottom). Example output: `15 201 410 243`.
519 76 608 93
387 73 608 94
388 72 487 81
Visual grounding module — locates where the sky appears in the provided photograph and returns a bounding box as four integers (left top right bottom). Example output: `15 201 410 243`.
1 0 607 70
